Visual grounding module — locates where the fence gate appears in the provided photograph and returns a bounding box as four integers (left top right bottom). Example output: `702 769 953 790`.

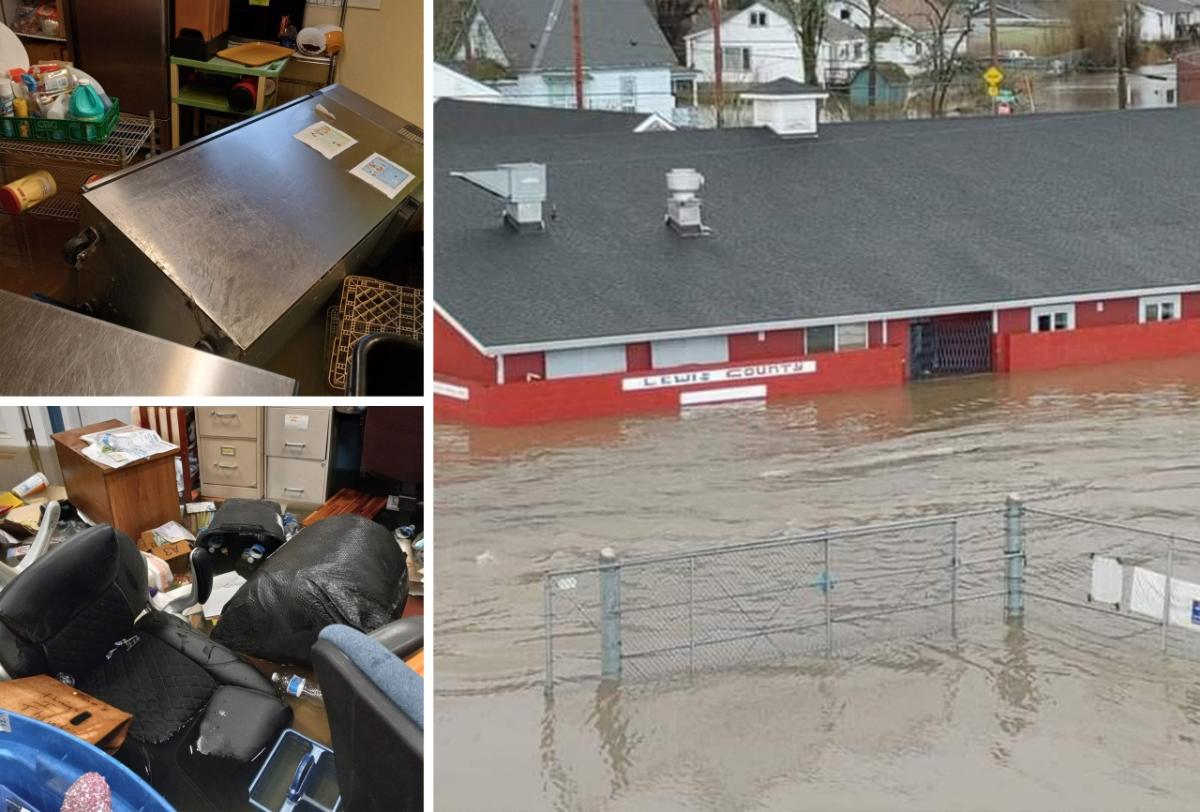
909 313 993 378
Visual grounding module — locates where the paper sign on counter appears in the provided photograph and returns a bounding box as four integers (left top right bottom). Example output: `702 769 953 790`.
349 152 414 200
294 121 358 159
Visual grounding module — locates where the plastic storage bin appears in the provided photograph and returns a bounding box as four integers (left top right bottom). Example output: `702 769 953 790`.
0 710 172 812
249 729 341 812
0 98 120 144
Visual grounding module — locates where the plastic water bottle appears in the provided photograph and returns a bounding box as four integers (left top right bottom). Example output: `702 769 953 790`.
271 672 323 703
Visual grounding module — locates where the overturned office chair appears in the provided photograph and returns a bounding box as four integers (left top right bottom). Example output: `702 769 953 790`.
0 500 60 588
311 617 424 812
0 524 290 811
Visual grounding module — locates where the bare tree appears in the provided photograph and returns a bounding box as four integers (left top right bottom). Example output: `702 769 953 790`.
435 0 476 61
655 0 709 62
774 0 828 84
910 0 978 116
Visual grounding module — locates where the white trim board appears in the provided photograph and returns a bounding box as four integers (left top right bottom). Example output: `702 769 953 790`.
457 283 1200 355
680 385 767 406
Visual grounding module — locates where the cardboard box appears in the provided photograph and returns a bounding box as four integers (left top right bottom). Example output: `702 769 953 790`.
139 530 193 575
0 674 132 754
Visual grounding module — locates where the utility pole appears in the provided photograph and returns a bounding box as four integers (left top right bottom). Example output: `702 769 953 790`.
1117 2 1127 109
571 0 584 110
988 0 998 66
711 0 724 127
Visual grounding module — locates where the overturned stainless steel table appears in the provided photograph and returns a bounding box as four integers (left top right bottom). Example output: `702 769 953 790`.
72 83 424 365
0 291 297 396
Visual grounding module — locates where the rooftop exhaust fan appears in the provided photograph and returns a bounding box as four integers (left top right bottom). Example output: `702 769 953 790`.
665 168 711 238
450 162 547 233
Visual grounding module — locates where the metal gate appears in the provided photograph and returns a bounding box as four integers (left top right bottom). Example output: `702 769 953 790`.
909 313 993 378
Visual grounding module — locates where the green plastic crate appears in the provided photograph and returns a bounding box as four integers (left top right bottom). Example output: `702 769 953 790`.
0 97 120 144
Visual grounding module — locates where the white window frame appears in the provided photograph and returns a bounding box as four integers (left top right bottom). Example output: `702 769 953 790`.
749 10 768 27
545 345 628 380
651 335 729 369
721 47 752 72
1030 303 1075 333
836 322 868 351
1140 293 1182 323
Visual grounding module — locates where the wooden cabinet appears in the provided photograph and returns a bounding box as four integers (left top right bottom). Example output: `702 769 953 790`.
197 406 263 500
51 420 179 540
264 407 332 509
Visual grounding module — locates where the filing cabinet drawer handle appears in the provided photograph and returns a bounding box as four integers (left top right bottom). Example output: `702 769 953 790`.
283 442 307 448
215 463 239 471
210 411 238 418
283 487 305 493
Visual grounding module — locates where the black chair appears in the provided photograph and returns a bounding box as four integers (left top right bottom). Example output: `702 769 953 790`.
0 525 290 811
311 617 424 812
348 333 423 396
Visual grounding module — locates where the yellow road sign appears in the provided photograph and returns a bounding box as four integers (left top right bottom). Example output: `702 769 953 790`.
984 65 1004 86
987 84 1000 97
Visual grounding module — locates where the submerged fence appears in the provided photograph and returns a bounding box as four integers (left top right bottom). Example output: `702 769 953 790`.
543 497 1200 693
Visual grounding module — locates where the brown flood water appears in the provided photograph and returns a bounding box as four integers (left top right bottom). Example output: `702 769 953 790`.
435 358 1200 811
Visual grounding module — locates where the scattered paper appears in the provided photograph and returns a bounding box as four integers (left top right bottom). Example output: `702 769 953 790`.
202 571 246 620
294 120 357 159
151 521 195 547
186 501 217 515
349 152 414 200
79 426 177 469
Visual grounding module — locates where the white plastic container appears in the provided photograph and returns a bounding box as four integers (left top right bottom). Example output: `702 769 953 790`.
0 77 14 116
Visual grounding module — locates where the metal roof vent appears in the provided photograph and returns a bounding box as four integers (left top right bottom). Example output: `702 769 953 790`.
665 168 711 238
450 162 547 233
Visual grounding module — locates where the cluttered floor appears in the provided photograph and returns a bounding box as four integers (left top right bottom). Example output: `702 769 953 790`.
0 408 425 811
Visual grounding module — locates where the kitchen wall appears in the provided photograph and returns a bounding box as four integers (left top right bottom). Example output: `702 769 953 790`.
303 0 424 126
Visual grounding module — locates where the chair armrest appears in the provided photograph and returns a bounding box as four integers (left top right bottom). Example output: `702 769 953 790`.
368 617 423 659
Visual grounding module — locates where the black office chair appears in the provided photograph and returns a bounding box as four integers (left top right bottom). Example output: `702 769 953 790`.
311 617 424 812
0 525 290 811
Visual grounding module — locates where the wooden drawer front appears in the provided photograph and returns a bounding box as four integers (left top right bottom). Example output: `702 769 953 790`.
196 407 259 439
266 408 330 461
200 438 259 488
267 457 327 505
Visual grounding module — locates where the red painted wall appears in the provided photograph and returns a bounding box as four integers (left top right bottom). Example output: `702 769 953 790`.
728 330 803 361
1075 298 1138 329
1179 52 1200 106
996 307 1029 335
436 347 906 426
868 321 883 348
503 352 545 382
434 311 497 384
1184 292 1200 319
1006 318 1200 373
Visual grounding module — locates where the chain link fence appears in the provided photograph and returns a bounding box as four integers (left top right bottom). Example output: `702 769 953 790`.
544 499 1200 693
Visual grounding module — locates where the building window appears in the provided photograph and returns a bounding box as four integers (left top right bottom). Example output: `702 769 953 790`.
840 8 851 20
545 345 628 379
915 41 924 56
620 75 637 112
837 322 868 350
806 326 835 354
1167 89 1176 104
749 10 768 26
1140 294 1181 323
1031 303 1075 333
651 335 729 368
854 42 864 60
721 47 752 72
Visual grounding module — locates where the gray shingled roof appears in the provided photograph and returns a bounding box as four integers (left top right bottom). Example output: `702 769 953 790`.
436 102 1200 351
476 0 678 71
436 97 659 138
744 77 827 95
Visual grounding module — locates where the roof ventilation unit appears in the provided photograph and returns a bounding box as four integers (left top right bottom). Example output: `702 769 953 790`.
450 162 547 233
741 78 829 138
665 168 711 238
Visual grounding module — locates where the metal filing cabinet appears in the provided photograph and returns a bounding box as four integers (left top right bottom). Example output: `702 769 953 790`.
197 407 264 500
265 407 332 510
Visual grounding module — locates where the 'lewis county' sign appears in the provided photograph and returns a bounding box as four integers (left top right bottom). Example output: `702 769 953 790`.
622 360 817 392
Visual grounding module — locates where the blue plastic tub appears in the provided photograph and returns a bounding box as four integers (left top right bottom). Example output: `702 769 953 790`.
0 711 172 812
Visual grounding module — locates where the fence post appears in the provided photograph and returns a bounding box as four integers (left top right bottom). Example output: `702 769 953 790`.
688 556 695 677
823 536 833 656
1004 494 1025 621
1162 536 1175 653
544 574 554 696
950 521 959 636
600 547 622 681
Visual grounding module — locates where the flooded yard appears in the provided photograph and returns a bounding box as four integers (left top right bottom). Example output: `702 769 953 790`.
434 357 1200 810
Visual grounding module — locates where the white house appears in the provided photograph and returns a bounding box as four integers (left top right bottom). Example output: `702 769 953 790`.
1138 0 1200 43
826 0 947 77
453 0 680 118
433 63 503 103
685 2 806 85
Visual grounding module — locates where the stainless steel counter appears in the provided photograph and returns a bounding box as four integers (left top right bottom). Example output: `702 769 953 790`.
0 291 297 396
74 84 424 364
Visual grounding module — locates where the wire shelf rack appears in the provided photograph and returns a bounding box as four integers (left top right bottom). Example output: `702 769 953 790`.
0 114 156 165
325 276 423 394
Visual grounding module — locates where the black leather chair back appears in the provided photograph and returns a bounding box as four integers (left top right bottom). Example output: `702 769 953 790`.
0 525 147 679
